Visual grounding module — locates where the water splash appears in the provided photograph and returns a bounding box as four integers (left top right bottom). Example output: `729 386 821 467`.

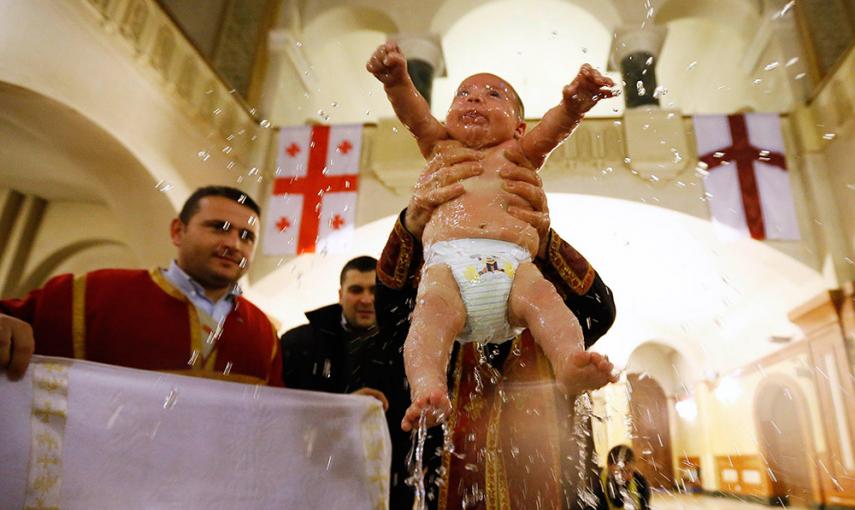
406 410 429 510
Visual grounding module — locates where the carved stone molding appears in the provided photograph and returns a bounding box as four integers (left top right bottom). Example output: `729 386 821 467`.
78 0 264 173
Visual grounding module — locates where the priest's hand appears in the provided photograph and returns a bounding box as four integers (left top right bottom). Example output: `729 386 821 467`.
0 313 35 380
500 146 551 259
352 387 389 411
405 141 484 239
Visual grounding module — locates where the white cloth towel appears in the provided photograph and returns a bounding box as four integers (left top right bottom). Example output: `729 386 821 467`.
0 356 390 509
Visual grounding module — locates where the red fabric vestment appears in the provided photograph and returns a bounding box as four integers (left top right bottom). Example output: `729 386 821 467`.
440 333 566 510
0 269 283 386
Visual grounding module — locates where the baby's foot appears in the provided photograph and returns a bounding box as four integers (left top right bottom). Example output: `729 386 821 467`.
402 388 452 432
557 351 617 396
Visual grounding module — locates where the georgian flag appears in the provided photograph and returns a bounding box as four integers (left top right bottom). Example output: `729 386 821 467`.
692 113 800 240
264 124 362 255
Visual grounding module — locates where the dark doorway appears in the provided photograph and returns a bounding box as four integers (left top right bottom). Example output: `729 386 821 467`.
756 382 814 507
628 373 675 489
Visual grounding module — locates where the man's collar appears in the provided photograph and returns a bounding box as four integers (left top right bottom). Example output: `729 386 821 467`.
341 312 378 339
164 260 242 304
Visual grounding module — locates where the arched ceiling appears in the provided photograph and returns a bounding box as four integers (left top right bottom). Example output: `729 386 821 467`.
270 0 794 126
0 83 119 203
0 82 176 266
246 193 825 381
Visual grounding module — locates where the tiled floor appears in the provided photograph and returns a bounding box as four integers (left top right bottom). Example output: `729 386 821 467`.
651 493 808 509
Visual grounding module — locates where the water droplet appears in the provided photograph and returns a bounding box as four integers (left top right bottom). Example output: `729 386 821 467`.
687 61 697 71
163 388 178 409
652 86 668 98
581 47 588 54
260 119 271 128
753 78 763 85
317 110 329 121
764 61 780 71
823 133 836 140
330 101 338 108
295 41 303 48
785 57 799 67
795 72 806 80
197 150 211 162
154 179 174 192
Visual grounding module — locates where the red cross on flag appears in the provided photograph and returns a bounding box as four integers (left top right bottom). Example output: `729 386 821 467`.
692 113 800 241
263 124 362 255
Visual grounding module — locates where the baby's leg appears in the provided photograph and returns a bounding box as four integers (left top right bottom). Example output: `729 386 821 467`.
507 262 615 395
402 263 467 432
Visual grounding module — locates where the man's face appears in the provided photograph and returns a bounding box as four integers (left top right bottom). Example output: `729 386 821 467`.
445 73 525 149
170 196 259 292
610 462 634 485
339 269 376 330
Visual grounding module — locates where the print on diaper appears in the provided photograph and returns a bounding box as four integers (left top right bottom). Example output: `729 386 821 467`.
463 254 515 283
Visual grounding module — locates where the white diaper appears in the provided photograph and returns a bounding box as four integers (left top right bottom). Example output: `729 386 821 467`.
423 238 531 344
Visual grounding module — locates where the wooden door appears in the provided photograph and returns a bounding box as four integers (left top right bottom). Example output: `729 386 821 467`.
628 373 675 489
757 382 813 506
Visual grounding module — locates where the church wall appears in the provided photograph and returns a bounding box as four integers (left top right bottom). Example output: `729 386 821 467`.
825 126 855 261
22 201 141 278
795 44 855 285
600 334 832 498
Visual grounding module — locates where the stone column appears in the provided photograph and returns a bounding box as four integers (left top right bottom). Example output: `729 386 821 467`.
394 34 445 106
609 26 667 109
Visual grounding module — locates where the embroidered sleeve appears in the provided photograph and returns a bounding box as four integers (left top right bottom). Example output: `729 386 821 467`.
534 229 596 298
377 210 424 290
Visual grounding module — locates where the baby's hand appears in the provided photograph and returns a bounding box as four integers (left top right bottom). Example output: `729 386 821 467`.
401 389 452 432
562 64 616 115
367 41 409 86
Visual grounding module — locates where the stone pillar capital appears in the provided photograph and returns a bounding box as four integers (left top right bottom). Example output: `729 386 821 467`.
609 25 667 71
392 33 445 77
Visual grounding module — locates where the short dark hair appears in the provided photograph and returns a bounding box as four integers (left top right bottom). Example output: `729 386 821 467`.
607 445 635 466
340 255 377 285
178 186 261 224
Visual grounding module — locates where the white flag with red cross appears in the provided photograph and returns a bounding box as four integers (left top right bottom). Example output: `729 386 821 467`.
692 113 800 241
264 124 362 255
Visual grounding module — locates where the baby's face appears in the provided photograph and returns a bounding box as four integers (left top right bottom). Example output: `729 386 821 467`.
445 74 525 149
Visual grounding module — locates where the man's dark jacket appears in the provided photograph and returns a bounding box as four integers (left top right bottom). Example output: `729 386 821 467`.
279 303 381 393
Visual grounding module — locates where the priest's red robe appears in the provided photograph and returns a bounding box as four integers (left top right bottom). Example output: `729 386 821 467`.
0 269 283 386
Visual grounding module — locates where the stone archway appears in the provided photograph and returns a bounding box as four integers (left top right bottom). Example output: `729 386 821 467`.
628 373 675 489
754 375 819 507
0 82 176 270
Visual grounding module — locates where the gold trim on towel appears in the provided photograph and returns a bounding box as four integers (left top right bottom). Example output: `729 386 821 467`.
24 362 70 510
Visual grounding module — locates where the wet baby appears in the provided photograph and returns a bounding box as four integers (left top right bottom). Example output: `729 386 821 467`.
368 42 618 431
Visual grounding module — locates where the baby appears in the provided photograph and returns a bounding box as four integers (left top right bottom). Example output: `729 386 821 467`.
368 42 617 431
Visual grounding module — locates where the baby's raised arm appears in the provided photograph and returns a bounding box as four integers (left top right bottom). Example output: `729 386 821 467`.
521 64 615 168
367 42 448 157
